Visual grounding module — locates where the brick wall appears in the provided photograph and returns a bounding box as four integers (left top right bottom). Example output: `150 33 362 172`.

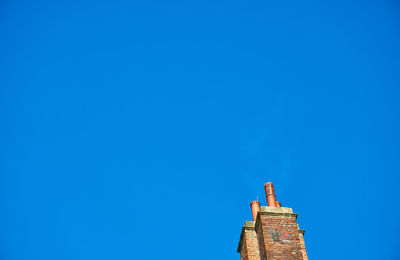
255 217 267 260
298 230 308 260
238 222 261 260
240 238 248 260
257 211 304 259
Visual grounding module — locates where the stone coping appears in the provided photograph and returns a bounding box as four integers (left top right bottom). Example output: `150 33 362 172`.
260 206 293 213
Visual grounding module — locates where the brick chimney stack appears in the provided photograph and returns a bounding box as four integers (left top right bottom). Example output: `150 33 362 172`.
238 182 308 260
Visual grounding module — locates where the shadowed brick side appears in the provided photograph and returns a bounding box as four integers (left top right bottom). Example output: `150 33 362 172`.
240 238 248 260
298 231 308 260
259 215 304 260
240 229 261 260
256 219 267 260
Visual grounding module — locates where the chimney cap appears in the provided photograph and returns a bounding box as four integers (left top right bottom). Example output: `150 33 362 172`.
250 200 260 206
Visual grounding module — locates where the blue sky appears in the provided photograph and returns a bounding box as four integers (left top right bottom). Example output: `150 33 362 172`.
1 0 400 259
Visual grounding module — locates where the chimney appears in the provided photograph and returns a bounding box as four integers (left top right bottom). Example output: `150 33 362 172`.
264 182 277 207
250 201 260 221
238 182 308 260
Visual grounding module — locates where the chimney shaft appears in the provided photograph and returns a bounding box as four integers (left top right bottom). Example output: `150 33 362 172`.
264 182 277 207
250 201 260 221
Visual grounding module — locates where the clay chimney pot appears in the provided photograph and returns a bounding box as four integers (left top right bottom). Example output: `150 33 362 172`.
264 182 277 207
250 201 260 221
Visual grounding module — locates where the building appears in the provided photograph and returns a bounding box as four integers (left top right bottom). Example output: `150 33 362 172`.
237 182 308 260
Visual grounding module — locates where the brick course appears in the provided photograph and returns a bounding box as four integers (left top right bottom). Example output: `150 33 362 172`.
257 213 303 259
298 230 308 260
238 222 261 260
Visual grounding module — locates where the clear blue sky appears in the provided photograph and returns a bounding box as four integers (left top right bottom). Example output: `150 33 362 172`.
1 0 399 259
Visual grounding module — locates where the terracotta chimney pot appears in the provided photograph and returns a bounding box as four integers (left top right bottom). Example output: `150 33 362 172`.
250 201 260 221
264 182 277 207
